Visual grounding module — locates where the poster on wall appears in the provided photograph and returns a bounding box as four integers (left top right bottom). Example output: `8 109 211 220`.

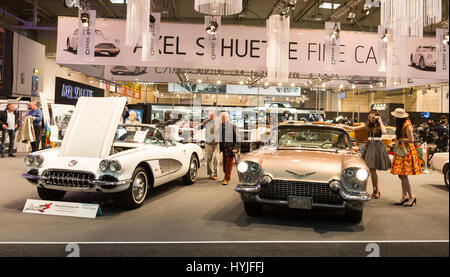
142 13 161 61
203 16 221 66
436 28 449 77
125 109 143 125
77 9 96 61
54 77 104 105
324 22 341 71
56 17 448 81
51 104 75 142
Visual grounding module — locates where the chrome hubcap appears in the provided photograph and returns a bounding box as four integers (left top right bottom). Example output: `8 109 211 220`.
190 159 197 181
132 172 147 203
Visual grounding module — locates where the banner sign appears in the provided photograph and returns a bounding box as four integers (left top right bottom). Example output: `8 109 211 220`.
324 22 341 71
56 17 448 80
436 28 449 77
168 83 301 96
142 13 161 61
203 16 221 66
77 9 96 62
55 77 104 105
23 199 102 219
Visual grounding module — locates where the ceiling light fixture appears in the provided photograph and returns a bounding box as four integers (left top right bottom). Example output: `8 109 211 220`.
362 3 370 15
444 32 449 45
217 80 222 84
197 79 202 83
346 11 356 21
352 84 356 89
381 29 389 42
194 0 243 16
239 80 244 85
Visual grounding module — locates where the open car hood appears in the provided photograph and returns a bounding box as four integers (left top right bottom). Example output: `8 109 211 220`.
59 97 127 158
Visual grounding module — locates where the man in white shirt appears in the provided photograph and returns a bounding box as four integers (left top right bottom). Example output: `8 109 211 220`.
0 103 19 158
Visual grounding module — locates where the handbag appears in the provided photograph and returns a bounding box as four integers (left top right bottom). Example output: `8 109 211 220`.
393 140 408 157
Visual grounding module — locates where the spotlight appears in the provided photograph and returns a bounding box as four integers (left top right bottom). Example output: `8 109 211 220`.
362 3 370 15
290 83 295 87
278 82 283 87
443 32 449 45
150 14 156 24
339 84 344 89
239 80 244 85
65 0 80 8
80 11 90 28
216 80 222 84
352 84 356 89
370 84 373 89
346 11 356 21
330 23 340 39
381 30 389 43
264 82 269 86
322 83 326 88
280 7 290 17
197 79 202 83
206 20 219 36
287 0 297 8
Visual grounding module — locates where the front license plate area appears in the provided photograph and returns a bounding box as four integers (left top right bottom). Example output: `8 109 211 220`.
287 195 313 209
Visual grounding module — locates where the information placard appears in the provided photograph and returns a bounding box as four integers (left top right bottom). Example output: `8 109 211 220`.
23 199 102 219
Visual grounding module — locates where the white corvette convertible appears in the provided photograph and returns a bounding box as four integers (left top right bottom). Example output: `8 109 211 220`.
22 97 203 209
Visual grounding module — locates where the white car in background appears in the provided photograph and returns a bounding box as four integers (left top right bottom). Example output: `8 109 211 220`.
22 97 203 209
410 46 436 70
110 66 147 75
430 152 449 189
66 29 120 57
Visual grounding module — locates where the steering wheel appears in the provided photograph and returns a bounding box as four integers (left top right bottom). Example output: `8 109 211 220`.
320 141 334 148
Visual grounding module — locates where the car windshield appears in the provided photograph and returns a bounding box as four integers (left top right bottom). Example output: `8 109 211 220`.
271 126 350 150
114 125 164 145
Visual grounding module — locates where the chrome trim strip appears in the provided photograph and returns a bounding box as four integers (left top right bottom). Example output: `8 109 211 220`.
234 184 261 194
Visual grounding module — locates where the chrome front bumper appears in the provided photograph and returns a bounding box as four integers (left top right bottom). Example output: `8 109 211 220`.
235 182 370 209
22 174 131 193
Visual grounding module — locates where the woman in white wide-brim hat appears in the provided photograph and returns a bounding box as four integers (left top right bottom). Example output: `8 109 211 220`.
390 108 422 207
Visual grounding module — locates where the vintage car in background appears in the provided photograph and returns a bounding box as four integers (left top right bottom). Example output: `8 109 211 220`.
235 123 371 223
22 97 203 209
110 66 147 75
66 29 120 57
410 46 436 70
430 152 449 189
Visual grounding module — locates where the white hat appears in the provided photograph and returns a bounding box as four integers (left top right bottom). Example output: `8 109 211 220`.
391 108 409 118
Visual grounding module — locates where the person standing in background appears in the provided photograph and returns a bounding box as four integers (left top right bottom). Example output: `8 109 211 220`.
28 102 43 152
121 106 129 124
219 112 239 186
390 108 422 207
343 110 391 199
0 103 19 158
202 110 220 180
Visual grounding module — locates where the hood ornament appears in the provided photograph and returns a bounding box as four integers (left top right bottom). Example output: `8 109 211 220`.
285 170 316 178
68 160 78 167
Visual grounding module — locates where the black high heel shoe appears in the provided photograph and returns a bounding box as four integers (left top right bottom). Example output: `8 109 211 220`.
404 198 417 207
395 198 409 205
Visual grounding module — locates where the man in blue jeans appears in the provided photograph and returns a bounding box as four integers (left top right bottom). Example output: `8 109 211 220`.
0 103 19 158
28 102 43 152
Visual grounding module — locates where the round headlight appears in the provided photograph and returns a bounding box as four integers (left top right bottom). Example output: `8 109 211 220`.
356 168 369 181
33 155 44 167
237 162 248 173
24 155 34 167
109 160 121 172
99 160 110 172
260 175 273 184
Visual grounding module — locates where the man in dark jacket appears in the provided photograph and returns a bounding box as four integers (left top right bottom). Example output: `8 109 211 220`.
219 112 239 185
0 103 19 158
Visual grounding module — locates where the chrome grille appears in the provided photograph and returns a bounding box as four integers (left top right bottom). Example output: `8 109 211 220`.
260 180 343 204
42 170 95 188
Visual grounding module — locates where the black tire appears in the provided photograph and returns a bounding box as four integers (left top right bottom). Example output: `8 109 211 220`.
66 38 72 51
345 209 363 223
183 155 198 185
410 55 415 66
119 166 149 209
243 201 262 216
419 56 426 69
444 165 449 189
37 187 66 201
